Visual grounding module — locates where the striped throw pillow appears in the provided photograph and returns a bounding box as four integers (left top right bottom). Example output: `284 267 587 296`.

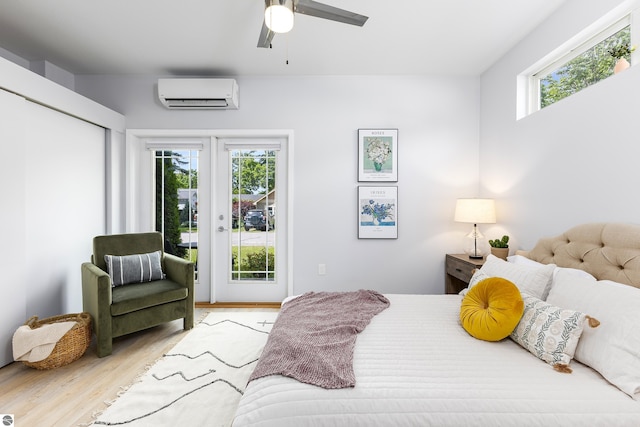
104 250 165 287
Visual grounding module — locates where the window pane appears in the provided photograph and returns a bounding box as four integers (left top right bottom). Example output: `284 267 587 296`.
155 149 199 279
230 149 276 281
539 25 630 109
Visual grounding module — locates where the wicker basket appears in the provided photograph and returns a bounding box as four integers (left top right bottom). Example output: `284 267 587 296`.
22 312 92 370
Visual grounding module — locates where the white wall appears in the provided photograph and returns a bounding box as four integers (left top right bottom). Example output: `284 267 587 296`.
30 60 75 91
480 0 640 250
75 74 481 296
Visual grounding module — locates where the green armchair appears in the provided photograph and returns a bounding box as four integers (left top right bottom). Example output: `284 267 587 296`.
81 232 194 357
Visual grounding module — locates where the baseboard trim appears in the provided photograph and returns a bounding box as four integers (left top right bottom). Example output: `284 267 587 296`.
195 301 281 309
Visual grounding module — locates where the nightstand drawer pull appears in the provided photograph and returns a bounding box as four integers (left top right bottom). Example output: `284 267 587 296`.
455 268 462 273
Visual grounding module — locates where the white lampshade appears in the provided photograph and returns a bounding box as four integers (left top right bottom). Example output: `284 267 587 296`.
265 0 294 33
454 198 496 259
454 198 496 224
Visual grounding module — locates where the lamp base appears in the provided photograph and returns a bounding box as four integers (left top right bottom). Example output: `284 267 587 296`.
462 224 489 259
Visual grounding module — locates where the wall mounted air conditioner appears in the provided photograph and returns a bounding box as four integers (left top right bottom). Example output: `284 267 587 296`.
158 78 239 110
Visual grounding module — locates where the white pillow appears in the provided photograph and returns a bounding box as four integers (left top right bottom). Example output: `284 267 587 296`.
507 254 597 291
507 254 544 268
546 275 640 400
480 254 556 300
459 269 490 297
552 266 597 284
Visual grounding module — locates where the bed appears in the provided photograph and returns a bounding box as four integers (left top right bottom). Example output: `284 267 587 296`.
232 223 640 426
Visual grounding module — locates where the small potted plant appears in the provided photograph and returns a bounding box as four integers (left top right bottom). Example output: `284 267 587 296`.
488 235 509 260
608 42 635 74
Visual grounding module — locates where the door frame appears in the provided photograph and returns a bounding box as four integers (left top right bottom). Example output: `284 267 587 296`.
125 129 294 304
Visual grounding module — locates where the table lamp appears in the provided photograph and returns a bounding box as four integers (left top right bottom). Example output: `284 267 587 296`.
454 198 496 259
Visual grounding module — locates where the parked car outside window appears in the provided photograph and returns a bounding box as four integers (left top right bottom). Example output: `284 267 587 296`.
243 209 274 231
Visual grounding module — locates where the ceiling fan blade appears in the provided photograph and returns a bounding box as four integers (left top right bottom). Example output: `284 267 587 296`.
257 21 276 48
294 0 368 26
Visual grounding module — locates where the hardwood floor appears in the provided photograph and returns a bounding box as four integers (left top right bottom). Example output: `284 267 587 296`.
0 308 274 427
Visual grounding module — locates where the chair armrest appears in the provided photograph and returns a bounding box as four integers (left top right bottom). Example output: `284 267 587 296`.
163 253 195 290
81 262 113 335
82 262 112 306
163 254 195 330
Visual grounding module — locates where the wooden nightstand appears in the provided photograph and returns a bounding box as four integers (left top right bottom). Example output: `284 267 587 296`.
445 254 486 294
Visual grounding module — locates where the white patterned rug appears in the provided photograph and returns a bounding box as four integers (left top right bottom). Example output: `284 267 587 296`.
91 311 278 427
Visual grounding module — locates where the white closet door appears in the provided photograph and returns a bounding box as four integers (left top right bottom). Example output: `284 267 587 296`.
0 89 27 367
24 101 106 319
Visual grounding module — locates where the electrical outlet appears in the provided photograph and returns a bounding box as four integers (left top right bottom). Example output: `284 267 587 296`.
318 264 326 275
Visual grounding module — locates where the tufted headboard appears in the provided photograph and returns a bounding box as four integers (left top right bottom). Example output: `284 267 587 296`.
525 223 640 289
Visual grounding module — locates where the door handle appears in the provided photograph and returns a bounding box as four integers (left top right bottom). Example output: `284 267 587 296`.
217 226 229 232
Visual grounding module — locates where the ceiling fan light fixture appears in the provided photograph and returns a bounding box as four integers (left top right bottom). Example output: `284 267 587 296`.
264 0 294 33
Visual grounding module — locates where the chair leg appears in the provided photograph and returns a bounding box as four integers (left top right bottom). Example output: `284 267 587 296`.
96 333 113 357
184 316 194 330
184 298 194 330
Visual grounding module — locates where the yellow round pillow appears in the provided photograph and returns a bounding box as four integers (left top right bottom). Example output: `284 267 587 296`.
460 277 524 342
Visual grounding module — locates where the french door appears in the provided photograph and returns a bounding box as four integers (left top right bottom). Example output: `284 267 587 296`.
147 138 211 302
213 137 289 302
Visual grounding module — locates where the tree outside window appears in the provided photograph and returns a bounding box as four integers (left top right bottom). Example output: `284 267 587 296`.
155 150 198 259
539 25 631 109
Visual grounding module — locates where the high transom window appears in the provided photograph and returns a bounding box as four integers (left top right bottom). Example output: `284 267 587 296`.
519 8 637 118
536 23 630 109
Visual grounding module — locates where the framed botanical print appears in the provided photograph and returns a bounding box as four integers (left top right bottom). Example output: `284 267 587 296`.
358 186 398 239
358 129 398 182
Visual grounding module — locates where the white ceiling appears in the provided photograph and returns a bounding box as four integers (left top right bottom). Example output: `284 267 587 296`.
0 0 568 77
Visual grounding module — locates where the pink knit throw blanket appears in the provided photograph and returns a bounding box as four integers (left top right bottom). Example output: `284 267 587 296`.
249 289 390 389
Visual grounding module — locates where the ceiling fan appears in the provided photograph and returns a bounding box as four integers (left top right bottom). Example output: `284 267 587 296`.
258 0 369 48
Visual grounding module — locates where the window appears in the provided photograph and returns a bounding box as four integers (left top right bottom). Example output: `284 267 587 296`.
154 149 199 278
537 23 630 109
230 148 277 281
520 7 637 118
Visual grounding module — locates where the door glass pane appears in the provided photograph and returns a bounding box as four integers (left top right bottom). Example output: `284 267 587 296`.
229 149 276 281
155 149 199 280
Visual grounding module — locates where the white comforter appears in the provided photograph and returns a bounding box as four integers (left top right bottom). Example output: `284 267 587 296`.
233 294 640 426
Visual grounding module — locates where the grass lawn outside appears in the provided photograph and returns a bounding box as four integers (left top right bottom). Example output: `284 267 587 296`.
180 229 275 278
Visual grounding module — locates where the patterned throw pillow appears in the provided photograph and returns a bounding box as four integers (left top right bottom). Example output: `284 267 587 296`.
104 250 165 287
510 293 599 373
